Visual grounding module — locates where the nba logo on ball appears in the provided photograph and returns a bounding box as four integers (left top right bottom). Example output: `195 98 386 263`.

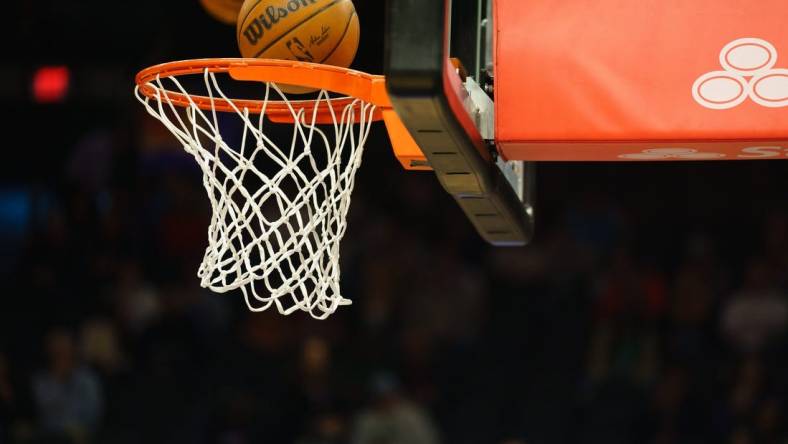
237 0 360 80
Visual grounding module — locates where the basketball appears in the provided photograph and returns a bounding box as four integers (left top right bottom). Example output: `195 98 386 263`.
200 0 245 25
237 0 360 92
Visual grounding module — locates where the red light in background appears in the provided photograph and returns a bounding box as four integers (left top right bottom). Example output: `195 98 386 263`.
32 66 70 103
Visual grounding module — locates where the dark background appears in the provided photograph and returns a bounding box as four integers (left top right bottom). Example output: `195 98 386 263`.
1 1 787 444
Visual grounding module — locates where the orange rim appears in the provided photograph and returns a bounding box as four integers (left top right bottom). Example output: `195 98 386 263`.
135 58 428 170
135 58 391 121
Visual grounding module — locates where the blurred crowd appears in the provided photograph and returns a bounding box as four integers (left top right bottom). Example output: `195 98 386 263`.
0 112 786 444
4 1 786 443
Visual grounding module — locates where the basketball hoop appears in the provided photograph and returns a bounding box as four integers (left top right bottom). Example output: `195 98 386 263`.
134 58 415 319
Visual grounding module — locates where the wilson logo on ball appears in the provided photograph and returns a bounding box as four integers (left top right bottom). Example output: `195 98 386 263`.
243 0 319 46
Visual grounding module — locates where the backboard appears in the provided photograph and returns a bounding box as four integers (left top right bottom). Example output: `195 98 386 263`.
384 0 788 246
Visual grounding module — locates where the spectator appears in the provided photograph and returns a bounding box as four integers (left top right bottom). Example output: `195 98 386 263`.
31 329 103 444
112 260 161 336
721 259 788 354
666 256 718 366
352 372 440 444
80 319 126 376
587 248 666 386
298 336 342 409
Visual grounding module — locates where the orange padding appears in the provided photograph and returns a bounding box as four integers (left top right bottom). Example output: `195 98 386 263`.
494 0 788 161
135 59 429 170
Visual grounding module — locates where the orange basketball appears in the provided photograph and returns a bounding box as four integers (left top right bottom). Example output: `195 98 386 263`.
200 0 245 25
237 0 360 93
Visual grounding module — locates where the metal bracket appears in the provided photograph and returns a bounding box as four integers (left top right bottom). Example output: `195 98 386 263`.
384 0 534 246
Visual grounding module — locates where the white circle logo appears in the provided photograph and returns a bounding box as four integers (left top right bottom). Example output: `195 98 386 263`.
693 38 788 109
750 68 788 108
719 38 777 75
692 71 749 110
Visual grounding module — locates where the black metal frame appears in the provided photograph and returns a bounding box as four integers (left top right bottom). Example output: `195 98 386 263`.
384 0 534 246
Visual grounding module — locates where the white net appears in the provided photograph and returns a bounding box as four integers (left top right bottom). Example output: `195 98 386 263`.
135 70 375 319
